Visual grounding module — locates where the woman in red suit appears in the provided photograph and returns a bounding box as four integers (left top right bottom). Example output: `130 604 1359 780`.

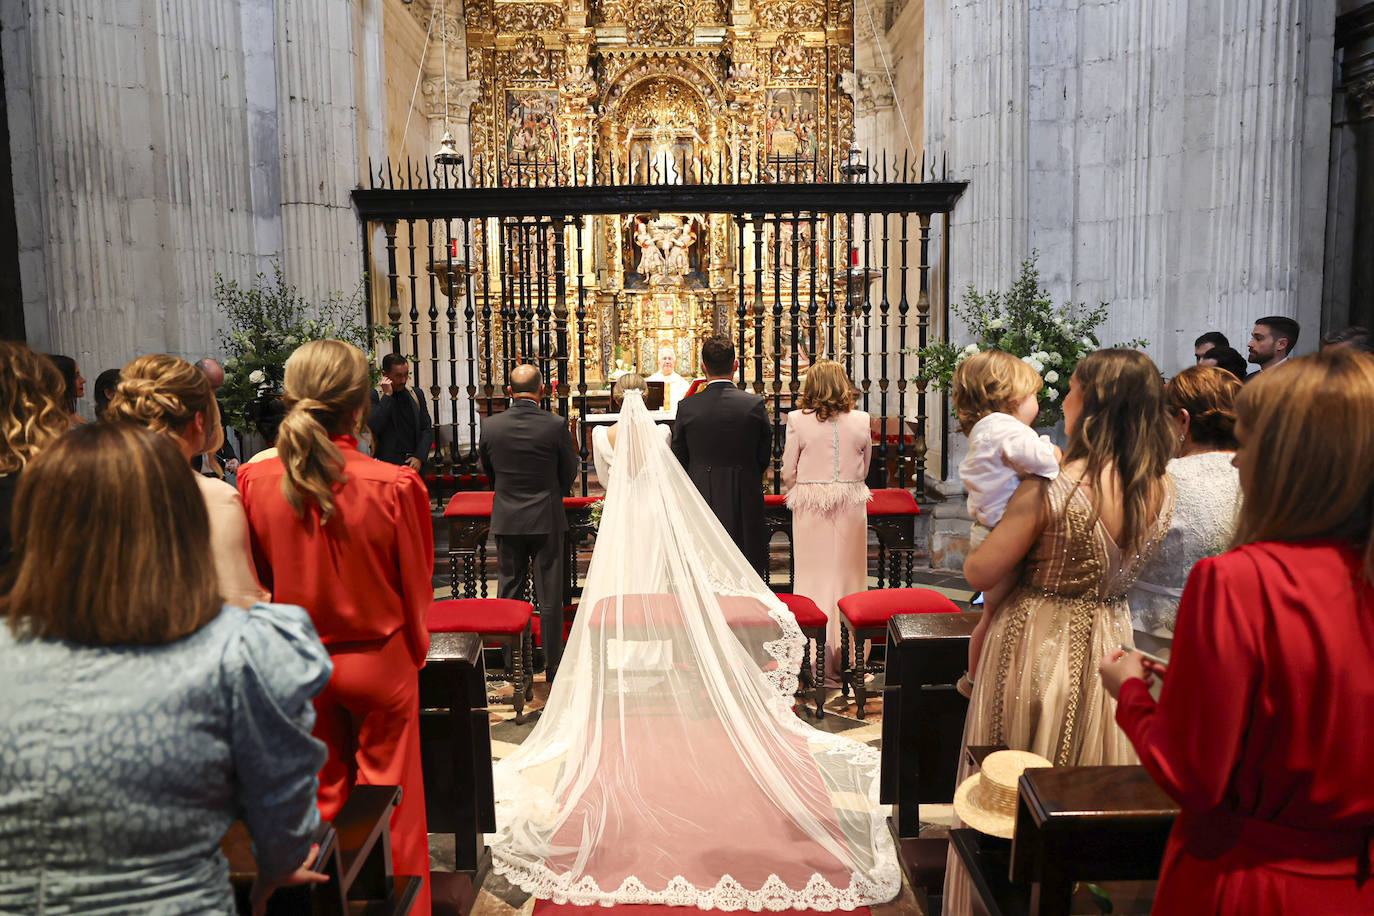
1101 348 1374 914
239 340 434 913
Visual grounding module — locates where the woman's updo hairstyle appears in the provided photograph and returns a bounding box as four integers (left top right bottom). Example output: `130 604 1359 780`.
107 354 223 455
276 340 371 524
1166 365 1240 450
612 372 647 406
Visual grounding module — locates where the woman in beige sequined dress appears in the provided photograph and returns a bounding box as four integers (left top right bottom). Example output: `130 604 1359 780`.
942 349 1176 915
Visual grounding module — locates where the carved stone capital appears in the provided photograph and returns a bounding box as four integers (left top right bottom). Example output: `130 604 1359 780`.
422 77 483 118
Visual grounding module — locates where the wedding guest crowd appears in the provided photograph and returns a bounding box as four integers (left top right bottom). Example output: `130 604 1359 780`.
4 329 1374 915
1102 349 1374 912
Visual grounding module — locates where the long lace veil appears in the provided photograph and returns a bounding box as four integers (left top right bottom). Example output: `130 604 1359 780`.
488 389 899 910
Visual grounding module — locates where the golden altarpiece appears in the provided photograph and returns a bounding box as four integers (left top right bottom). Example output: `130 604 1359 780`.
457 0 861 387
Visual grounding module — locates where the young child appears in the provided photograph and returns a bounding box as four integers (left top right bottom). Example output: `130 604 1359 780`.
952 349 1061 698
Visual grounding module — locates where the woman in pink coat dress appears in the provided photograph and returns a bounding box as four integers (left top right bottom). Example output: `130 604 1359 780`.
782 359 872 687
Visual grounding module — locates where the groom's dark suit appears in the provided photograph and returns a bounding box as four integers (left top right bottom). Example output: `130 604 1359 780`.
478 397 579 675
671 379 773 574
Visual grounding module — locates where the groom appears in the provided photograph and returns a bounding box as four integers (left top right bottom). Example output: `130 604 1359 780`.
672 336 772 574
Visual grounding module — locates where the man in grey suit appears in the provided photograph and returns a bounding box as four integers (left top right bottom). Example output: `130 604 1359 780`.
671 336 773 574
478 364 579 680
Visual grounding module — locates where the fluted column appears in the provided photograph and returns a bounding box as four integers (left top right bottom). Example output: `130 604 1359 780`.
925 0 1334 371
3 0 268 390
274 0 368 303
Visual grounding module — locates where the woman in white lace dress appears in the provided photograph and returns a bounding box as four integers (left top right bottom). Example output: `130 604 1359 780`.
591 373 670 486
1128 365 1242 658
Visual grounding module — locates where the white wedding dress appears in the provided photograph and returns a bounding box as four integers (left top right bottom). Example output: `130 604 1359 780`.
488 390 899 910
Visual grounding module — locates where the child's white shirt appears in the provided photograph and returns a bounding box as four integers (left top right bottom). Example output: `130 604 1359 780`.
959 412 1060 527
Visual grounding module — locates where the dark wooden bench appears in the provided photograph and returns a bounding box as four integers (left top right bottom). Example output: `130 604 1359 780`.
879 611 979 898
224 785 421 916
418 631 494 874
951 765 1178 916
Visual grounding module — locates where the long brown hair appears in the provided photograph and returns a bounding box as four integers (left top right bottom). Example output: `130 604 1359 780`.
1063 349 1174 553
797 359 856 421
1166 365 1240 450
106 354 224 456
0 342 68 475
2 424 221 644
276 340 370 523
1234 349 1374 581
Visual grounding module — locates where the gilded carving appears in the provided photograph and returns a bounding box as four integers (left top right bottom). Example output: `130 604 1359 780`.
756 0 826 30
770 33 810 79
627 0 691 47
595 0 629 24
464 0 494 30
510 34 551 78
495 2 563 31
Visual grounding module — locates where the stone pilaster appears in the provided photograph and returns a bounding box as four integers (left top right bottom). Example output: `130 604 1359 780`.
925 0 1334 374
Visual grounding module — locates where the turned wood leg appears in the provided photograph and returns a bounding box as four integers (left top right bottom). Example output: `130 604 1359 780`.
510 633 525 726
524 627 534 701
814 629 826 718
840 624 852 699
854 632 868 719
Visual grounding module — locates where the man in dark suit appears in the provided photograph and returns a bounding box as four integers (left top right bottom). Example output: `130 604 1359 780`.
368 353 433 470
672 336 772 574
478 364 579 680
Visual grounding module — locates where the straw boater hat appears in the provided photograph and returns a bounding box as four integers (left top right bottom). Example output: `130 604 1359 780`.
953 750 1053 839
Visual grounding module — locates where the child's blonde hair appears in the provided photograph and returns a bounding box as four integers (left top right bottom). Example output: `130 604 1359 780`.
951 349 1043 434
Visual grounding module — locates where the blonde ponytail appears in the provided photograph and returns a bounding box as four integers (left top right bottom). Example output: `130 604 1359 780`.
277 340 370 524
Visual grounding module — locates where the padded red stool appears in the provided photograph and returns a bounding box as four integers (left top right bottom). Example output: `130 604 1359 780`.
837 587 961 719
866 489 922 589
429 598 534 724
776 593 828 718
444 491 495 599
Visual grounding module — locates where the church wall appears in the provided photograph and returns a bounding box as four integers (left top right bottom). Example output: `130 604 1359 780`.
924 0 1334 380
1 0 381 419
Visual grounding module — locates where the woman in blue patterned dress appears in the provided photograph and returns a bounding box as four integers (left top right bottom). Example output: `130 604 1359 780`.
0 424 332 915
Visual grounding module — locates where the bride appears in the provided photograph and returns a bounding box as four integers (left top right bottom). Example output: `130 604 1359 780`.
489 388 899 910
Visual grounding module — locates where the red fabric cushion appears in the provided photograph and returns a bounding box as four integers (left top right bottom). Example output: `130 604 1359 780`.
563 496 602 509
531 613 577 646
763 493 788 507
866 488 920 516
837 588 961 628
776 593 827 628
428 598 532 635
443 491 495 518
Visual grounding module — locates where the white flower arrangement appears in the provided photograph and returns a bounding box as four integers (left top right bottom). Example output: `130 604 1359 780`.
911 252 1146 427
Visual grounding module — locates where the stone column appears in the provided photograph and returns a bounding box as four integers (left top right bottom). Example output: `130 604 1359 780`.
274 0 370 303
2 0 272 395
924 0 1334 372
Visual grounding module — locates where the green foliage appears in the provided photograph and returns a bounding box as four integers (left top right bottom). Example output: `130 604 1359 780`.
911 252 1146 427
214 260 396 432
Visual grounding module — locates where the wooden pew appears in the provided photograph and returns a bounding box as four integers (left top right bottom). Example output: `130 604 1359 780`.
950 765 1178 916
419 631 495 874
224 785 421 915
880 611 979 895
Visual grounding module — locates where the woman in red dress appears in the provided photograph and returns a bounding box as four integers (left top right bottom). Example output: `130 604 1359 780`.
239 340 434 913
1101 348 1374 914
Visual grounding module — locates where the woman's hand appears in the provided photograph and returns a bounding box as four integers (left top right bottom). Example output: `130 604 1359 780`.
1099 647 1153 699
250 843 329 916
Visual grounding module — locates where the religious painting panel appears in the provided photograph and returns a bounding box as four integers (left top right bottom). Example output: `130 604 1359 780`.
622 214 708 290
504 90 559 168
764 88 820 160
